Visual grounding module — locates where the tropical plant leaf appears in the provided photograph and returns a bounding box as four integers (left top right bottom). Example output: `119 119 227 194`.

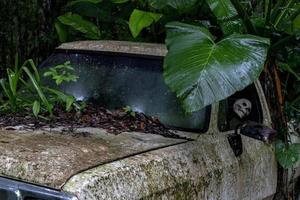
275 140 300 169
66 0 102 7
278 63 300 81
148 0 198 12
23 59 40 82
220 19 244 34
45 88 75 112
6 68 18 96
205 0 243 34
65 96 75 112
273 1 299 29
274 2 300 35
280 18 300 36
292 13 300 35
23 67 53 116
206 0 237 21
0 79 12 102
164 22 269 112
32 100 40 117
111 0 129 3
55 21 68 43
58 12 101 39
129 9 162 38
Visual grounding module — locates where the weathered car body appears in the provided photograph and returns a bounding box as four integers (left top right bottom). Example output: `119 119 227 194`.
0 41 285 200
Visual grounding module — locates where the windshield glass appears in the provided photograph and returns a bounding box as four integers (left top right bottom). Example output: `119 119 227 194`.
40 51 210 132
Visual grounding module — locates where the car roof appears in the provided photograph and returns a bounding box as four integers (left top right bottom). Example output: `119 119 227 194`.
57 40 168 57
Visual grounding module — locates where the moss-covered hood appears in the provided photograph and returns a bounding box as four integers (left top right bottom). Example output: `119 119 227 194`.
0 128 186 189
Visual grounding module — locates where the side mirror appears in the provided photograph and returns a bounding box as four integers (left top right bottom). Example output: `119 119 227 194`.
228 121 277 157
239 121 277 143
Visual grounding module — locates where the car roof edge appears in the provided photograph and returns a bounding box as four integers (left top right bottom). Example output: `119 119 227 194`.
57 40 168 57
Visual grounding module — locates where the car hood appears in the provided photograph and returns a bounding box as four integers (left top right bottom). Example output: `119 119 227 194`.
0 128 186 189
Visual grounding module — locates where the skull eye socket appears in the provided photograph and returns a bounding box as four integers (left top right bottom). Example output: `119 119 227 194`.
242 102 247 106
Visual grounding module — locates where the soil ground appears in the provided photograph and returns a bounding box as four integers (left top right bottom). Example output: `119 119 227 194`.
0 103 183 139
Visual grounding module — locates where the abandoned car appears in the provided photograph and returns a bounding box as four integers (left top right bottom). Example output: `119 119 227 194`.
0 41 298 200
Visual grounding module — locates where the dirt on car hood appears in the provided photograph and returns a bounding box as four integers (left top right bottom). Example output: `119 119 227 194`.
0 127 186 189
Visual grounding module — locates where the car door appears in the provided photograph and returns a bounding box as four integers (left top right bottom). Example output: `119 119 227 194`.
62 82 277 200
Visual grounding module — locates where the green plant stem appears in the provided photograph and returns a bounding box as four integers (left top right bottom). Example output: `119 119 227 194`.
274 0 296 29
286 65 300 81
264 0 272 25
271 0 285 23
230 0 257 34
290 95 300 107
291 106 300 112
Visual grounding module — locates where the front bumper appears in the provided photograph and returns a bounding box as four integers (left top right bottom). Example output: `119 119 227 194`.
0 177 76 200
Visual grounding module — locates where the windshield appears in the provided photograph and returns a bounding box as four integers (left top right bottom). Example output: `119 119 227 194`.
40 51 210 132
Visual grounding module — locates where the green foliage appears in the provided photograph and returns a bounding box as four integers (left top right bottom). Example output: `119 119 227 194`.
111 0 129 4
57 0 299 112
148 0 199 11
54 0 300 169
129 9 162 38
206 0 237 21
55 21 69 43
23 66 53 116
123 106 136 117
44 61 79 86
275 140 300 169
55 0 202 42
0 57 79 117
58 12 101 40
66 0 103 7
206 0 243 34
55 0 298 112
53 1 299 111
164 22 269 112
32 100 41 118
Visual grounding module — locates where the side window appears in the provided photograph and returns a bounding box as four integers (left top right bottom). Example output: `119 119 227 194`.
218 84 263 132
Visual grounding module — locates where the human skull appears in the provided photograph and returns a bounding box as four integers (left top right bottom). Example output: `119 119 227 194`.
233 98 252 119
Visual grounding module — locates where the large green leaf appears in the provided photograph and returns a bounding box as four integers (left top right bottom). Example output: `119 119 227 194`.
205 0 243 34
54 21 68 43
148 0 198 12
58 12 101 39
206 0 237 20
129 9 162 38
164 22 269 112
